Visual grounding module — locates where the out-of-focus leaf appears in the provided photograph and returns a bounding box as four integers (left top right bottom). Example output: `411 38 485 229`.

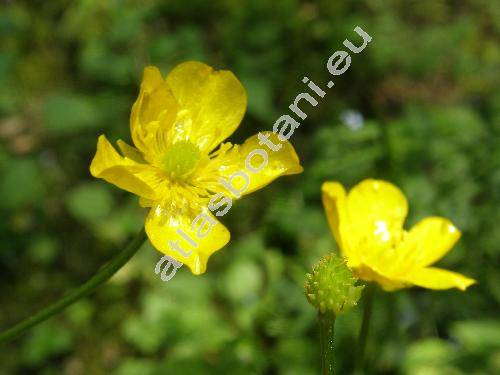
222 260 263 303
65 182 114 223
116 359 156 375
0 158 43 209
403 339 458 374
42 94 102 135
22 321 73 365
28 235 58 265
451 320 500 352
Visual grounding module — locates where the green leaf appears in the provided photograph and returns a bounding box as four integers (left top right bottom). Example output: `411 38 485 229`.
22 321 73 365
65 182 114 223
43 94 102 135
403 338 458 373
451 320 500 352
0 158 43 208
28 235 58 265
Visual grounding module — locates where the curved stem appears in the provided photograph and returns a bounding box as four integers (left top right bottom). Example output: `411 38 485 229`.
355 283 375 374
318 312 336 374
0 228 147 345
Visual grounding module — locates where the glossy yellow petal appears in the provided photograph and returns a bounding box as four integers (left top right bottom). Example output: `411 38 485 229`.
139 197 154 208
145 203 230 275
321 182 361 266
399 217 461 268
165 61 247 153
320 178 475 292
353 264 407 291
200 131 302 197
90 135 158 200
402 267 476 291
347 179 408 249
117 139 145 163
130 66 178 156
91 62 305 276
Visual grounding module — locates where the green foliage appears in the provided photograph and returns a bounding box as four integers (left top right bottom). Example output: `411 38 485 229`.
43 94 103 135
65 182 114 223
0 157 44 209
22 321 74 366
0 0 498 373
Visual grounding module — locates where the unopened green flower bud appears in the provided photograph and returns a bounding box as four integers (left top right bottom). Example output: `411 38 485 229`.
305 253 364 315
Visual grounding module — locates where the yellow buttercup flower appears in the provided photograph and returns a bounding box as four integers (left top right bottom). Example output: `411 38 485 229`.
90 61 303 275
321 179 476 291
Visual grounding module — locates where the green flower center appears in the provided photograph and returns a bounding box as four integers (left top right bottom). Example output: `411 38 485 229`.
162 141 201 179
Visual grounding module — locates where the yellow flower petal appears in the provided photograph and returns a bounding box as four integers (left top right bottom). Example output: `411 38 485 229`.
399 217 461 267
202 131 303 197
130 66 178 156
347 179 408 248
321 182 361 266
145 203 230 275
353 264 407 291
90 135 158 200
91 62 305 276
402 267 476 291
117 139 145 163
165 61 247 153
139 197 154 208
320 179 476 291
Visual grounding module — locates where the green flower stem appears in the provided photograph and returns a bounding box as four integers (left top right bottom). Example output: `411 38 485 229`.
318 312 336 374
355 283 375 374
0 228 147 345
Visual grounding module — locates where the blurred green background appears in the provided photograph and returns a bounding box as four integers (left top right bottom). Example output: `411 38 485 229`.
1 0 499 374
